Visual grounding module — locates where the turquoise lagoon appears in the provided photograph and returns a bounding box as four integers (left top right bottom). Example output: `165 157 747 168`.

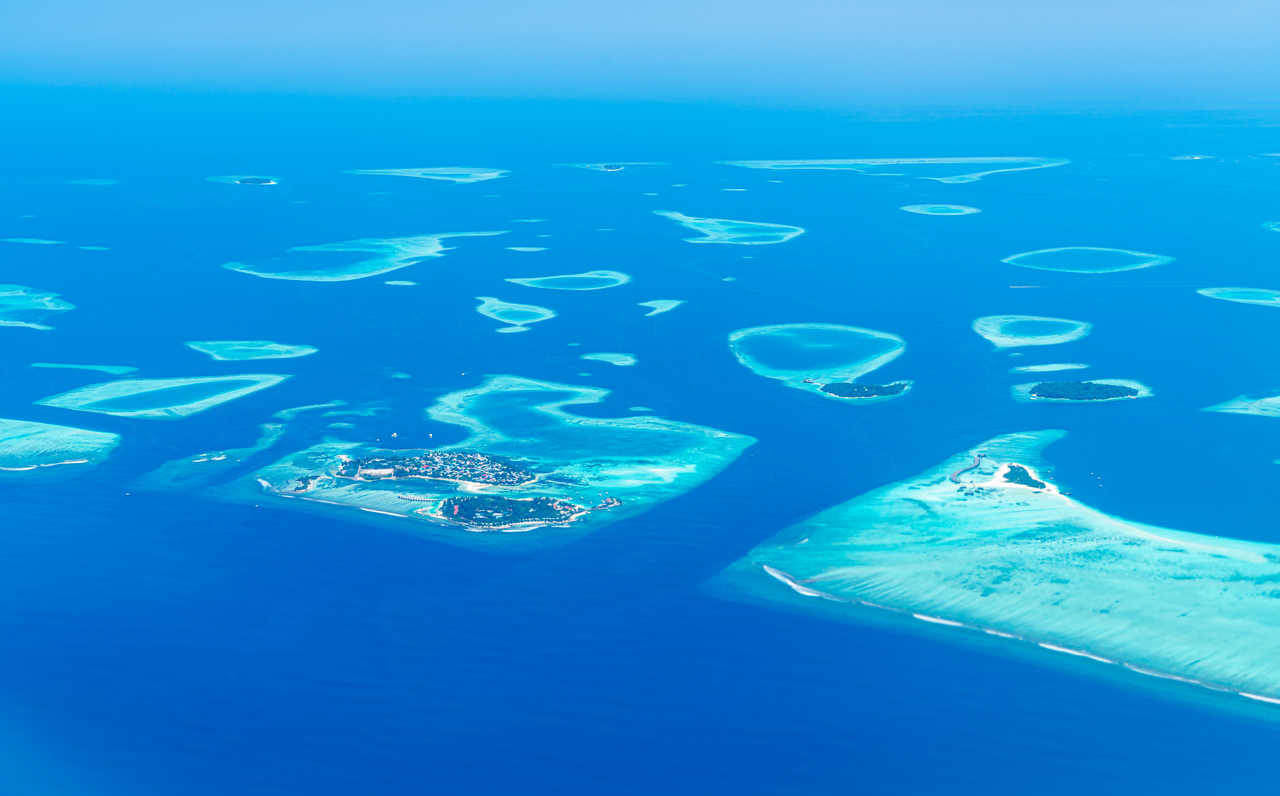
717 431 1280 707
506 270 631 291
475 296 557 332
655 211 804 245
972 315 1092 348
0 285 74 330
728 323 909 401
212 376 753 544
0 418 120 474
186 340 318 361
1197 287 1280 307
720 157 1070 183
223 232 505 282
1003 246 1173 274
37 375 288 420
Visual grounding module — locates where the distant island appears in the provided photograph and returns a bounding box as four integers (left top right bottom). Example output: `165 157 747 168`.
1029 381 1139 401
819 382 909 399
235 177 278 185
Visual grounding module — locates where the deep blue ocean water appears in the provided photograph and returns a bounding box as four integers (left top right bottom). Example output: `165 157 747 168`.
3 89 1280 793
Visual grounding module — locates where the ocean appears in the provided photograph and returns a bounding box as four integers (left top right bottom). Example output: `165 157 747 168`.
2 89 1279 794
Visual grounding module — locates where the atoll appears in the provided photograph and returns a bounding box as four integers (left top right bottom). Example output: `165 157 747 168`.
1003 246 1173 274
506 270 631 291
972 315 1092 348
899 204 981 216
729 323 909 402
474 296 557 333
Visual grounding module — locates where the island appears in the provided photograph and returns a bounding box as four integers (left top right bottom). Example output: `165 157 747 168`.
235 177 277 186
205 175 280 185
729 323 910 403
1028 380 1139 401
714 430 1280 711
818 381 910 400
899 204 981 216
196 375 754 544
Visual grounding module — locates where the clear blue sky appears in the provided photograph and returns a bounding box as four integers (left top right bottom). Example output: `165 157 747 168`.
2 0 1278 107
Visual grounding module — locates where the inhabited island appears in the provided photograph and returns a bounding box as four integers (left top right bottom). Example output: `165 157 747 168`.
192 375 754 542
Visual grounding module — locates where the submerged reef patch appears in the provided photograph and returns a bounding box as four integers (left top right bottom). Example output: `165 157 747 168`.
638 300 684 316
0 285 74 330
899 204 981 216
1003 246 1173 274
37 374 288 420
972 315 1092 348
729 323 909 402
186 340 318 361
223 232 504 282
345 167 508 183
1010 363 1089 374
0 418 120 475
580 352 637 367
227 375 753 542
1204 392 1280 418
655 211 804 245
506 270 631 291
559 162 667 172
1197 287 1280 308
475 296 557 332
30 362 137 375
721 157 1069 183
717 430 1280 708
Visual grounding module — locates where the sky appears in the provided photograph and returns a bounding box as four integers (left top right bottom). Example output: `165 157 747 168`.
2 0 1280 106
